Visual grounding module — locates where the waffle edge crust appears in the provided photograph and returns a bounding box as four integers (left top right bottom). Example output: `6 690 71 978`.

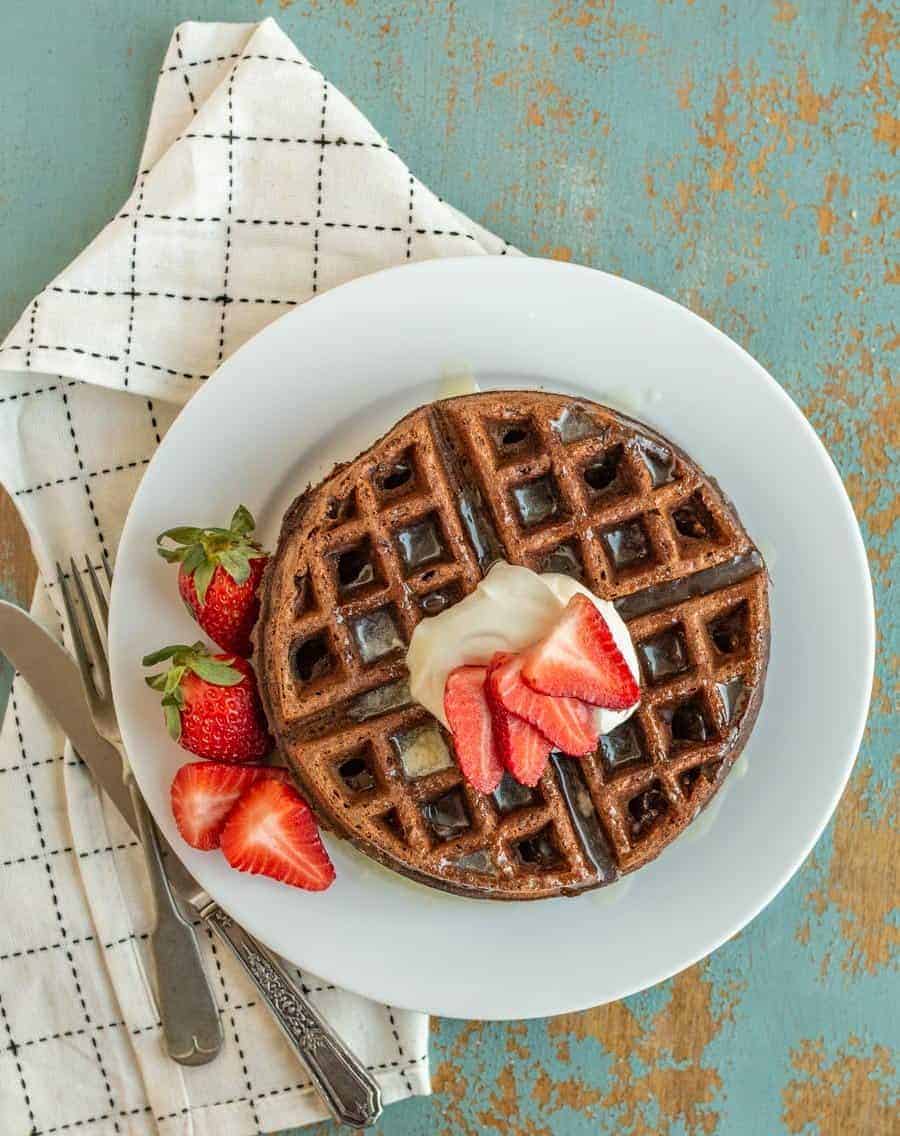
256 392 770 901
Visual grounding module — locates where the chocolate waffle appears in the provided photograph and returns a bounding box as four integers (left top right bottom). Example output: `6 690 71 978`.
256 392 769 900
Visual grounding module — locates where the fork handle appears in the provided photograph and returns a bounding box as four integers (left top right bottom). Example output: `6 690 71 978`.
201 903 383 1129
129 779 224 1065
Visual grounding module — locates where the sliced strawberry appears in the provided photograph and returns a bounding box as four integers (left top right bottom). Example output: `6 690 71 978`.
495 704 552 786
488 696 552 787
487 651 598 755
220 779 335 891
170 761 285 851
522 594 640 709
443 666 504 793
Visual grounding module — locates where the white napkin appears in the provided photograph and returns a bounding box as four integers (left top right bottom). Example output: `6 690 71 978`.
0 19 513 1135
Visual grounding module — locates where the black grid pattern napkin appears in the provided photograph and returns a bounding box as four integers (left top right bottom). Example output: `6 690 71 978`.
0 18 513 1135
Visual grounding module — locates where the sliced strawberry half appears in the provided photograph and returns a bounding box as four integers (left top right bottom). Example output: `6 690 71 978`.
170 761 289 851
443 666 504 793
487 695 552 788
522 593 640 709
220 779 335 891
487 651 598 756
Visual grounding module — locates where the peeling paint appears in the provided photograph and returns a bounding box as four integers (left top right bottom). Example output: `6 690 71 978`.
802 761 899 979
782 1037 897 1133
773 0 798 24
545 965 742 1135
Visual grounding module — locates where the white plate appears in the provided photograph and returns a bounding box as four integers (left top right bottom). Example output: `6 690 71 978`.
110 258 874 1020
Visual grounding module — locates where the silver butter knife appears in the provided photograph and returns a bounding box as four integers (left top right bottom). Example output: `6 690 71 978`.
0 600 383 1130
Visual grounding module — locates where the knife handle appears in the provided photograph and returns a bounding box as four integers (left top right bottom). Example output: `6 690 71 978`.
129 779 224 1065
202 902 382 1129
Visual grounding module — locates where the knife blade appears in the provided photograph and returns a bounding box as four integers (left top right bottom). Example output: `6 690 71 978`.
0 600 139 829
0 600 202 901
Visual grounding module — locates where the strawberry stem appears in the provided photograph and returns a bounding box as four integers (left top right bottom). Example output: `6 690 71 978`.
156 504 266 605
142 643 246 741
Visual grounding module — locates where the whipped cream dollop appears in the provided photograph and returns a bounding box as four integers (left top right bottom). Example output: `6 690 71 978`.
407 562 640 735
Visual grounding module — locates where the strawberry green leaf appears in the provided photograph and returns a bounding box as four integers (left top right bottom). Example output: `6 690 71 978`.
230 505 255 536
144 674 167 691
193 559 216 606
156 546 185 564
157 526 203 545
162 685 185 709
180 544 207 575
188 656 244 686
164 703 182 741
141 644 192 666
218 549 251 585
164 665 186 696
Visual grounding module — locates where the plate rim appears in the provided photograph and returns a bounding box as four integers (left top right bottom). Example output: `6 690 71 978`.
110 255 875 1019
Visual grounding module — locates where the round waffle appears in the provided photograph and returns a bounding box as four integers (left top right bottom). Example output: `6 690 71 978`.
256 392 770 900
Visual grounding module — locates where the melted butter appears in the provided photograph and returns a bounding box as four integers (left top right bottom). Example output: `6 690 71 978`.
437 367 480 400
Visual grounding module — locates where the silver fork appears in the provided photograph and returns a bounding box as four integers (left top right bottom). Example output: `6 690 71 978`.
57 555 224 1066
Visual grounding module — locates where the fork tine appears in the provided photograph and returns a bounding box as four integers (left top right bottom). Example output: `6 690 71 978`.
68 557 110 690
85 556 109 634
101 555 112 586
57 561 99 698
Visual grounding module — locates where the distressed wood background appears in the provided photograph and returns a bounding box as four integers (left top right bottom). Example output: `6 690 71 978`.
0 2 896 1133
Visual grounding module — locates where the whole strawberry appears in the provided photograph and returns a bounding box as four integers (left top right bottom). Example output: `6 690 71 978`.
157 505 268 656
143 642 274 762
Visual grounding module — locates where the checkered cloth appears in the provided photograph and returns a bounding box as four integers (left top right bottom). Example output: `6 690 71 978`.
0 19 513 1135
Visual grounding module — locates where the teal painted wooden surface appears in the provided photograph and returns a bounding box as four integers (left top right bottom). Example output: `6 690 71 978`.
0 1 896 1133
